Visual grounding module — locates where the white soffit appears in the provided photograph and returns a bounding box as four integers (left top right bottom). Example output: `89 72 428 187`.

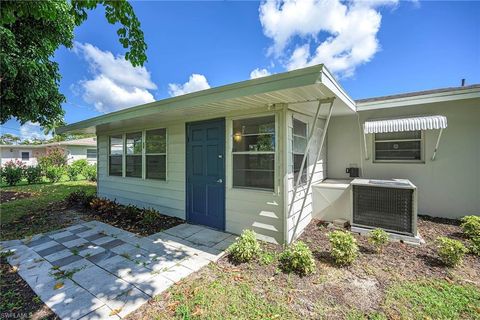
364 115 447 134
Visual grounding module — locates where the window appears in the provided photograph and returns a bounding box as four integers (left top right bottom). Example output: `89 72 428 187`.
86 148 97 160
232 116 275 190
293 118 308 185
109 135 123 176
125 132 142 178
374 131 423 162
145 128 167 180
21 152 29 161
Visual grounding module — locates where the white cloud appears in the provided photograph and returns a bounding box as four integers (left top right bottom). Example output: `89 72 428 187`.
74 42 157 113
20 122 51 141
259 0 398 77
168 74 210 97
250 68 271 79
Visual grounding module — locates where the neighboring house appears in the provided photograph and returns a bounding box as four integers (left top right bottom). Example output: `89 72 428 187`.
57 65 479 244
0 138 97 166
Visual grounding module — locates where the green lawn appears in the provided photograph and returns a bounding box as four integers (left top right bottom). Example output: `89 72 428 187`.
0 179 96 225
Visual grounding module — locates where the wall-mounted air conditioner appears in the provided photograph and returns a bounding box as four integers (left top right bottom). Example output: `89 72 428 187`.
351 179 417 237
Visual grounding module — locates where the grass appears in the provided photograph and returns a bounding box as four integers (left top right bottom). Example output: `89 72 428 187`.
383 279 480 319
146 265 295 319
0 179 95 225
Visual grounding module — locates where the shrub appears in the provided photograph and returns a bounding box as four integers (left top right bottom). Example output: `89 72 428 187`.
460 215 480 238
83 164 97 182
1 160 25 186
45 165 64 183
279 241 316 276
468 237 480 256
66 159 88 181
82 194 96 209
66 190 87 206
142 208 160 225
436 237 468 267
227 229 261 263
328 230 359 266
38 147 67 169
368 228 389 253
24 165 43 184
125 204 140 220
89 197 118 215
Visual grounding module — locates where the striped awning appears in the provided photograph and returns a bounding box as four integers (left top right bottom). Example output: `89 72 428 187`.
364 115 447 134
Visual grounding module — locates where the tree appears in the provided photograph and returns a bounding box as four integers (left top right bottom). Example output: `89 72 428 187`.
0 133 21 145
0 0 147 130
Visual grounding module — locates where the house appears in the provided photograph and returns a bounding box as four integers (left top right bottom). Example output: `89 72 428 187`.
0 137 97 166
57 65 480 244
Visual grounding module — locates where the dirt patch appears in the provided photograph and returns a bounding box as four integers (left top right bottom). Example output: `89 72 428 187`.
0 191 33 203
0 256 57 320
129 216 480 319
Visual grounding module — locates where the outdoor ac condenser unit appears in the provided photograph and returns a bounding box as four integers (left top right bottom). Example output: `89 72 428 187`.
351 179 417 236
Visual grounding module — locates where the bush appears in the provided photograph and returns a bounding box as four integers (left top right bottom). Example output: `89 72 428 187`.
38 147 67 169
227 230 261 263
328 230 359 266
368 228 389 253
142 208 160 225
66 190 87 206
1 160 25 186
125 204 140 220
89 197 118 215
45 165 64 183
436 237 468 267
468 237 480 256
66 159 88 181
82 194 96 209
83 164 97 182
24 165 43 184
279 241 316 276
460 215 480 238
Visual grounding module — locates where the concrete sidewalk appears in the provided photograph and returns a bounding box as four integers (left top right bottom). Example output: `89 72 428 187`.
1 221 236 319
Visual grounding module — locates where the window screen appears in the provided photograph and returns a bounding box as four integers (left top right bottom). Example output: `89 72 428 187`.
109 135 123 176
293 118 308 185
374 131 422 161
146 128 166 180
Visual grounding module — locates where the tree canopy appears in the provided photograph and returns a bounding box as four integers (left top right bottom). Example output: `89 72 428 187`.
0 0 147 130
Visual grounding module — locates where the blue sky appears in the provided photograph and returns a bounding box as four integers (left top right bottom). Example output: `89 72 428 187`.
2 0 479 140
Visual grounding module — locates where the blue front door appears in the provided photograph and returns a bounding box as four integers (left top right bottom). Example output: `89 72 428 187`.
186 118 225 230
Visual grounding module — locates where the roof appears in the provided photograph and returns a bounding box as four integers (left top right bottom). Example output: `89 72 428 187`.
357 84 480 110
0 137 96 148
57 64 356 134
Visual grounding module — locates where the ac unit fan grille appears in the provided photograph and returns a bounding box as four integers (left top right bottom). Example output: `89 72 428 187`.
353 185 413 235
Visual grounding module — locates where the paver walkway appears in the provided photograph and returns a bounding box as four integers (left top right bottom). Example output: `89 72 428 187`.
0 221 236 319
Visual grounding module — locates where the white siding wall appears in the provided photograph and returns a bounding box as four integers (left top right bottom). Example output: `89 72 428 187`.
327 98 480 219
0 147 44 166
96 106 286 243
285 109 327 243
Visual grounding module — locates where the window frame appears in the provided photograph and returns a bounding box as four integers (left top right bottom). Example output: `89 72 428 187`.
373 130 425 163
292 117 308 186
86 148 97 160
231 113 277 192
124 131 143 179
21 151 30 161
107 128 167 180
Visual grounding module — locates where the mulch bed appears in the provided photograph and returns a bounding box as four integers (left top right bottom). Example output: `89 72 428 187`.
0 191 33 203
0 256 57 320
81 207 184 236
130 215 480 319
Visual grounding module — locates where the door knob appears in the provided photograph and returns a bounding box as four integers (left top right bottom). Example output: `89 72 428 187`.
217 178 223 183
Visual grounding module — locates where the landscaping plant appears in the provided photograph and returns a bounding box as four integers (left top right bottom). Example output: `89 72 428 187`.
89 197 118 215
227 229 261 263
45 165 65 183
468 237 480 256
66 159 88 181
436 236 468 267
460 215 480 238
83 164 97 182
368 228 389 253
328 230 359 266
66 190 87 206
24 165 43 184
142 208 161 225
125 204 140 220
38 147 67 169
279 241 316 276
1 160 25 186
